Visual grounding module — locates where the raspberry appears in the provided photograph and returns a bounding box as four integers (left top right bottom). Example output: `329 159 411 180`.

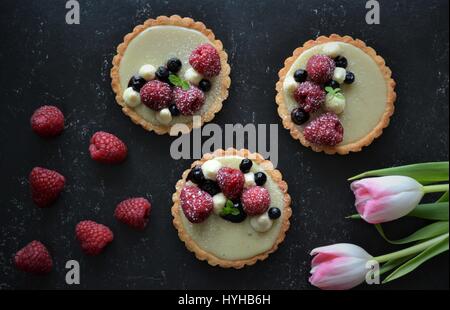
30 105 64 137
29 167 65 207
173 86 205 116
89 131 128 164
216 167 245 200
241 186 271 216
114 198 151 230
303 112 344 146
189 44 222 78
180 186 213 223
294 81 326 113
140 80 172 111
75 220 114 255
306 55 336 84
14 241 53 274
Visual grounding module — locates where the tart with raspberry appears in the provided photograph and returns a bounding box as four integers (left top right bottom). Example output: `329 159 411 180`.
276 34 396 154
172 149 292 268
111 15 231 134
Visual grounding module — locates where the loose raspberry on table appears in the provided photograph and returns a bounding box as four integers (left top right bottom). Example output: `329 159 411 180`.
140 80 172 111
29 167 65 207
89 131 128 164
173 86 205 116
180 186 213 223
241 186 271 216
216 167 245 200
189 44 222 78
30 105 64 137
114 198 151 230
303 112 344 146
14 240 53 274
306 54 336 84
75 220 114 256
294 81 326 113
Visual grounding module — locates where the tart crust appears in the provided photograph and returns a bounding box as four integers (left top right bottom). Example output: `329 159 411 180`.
171 148 292 269
111 15 231 135
276 34 396 155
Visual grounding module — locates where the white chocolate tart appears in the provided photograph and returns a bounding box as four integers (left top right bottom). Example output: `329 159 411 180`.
172 149 292 269
111 15 231 135
276 34 396 154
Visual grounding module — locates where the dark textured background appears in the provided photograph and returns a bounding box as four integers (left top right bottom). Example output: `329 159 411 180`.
0 0 448 290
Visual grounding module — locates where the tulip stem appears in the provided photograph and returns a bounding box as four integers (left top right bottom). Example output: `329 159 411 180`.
423 184 449 194
374 233 449 263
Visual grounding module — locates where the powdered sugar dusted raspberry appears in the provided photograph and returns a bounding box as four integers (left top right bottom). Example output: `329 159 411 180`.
216 167 245 200
180 186 214 223
189 44 221 77
303 112 344 146
173 86 205 116
294 81 326 113
140 80 172 111
241 186 271 216
306 55 335 84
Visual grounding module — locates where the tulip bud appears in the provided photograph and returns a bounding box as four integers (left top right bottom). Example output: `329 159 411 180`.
351 176 424 224
309 243 373 290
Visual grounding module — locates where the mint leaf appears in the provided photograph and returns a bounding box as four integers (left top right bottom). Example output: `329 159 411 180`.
169 74 191 90
325 86 334 94
220 200 241 216
335 93 345 99
231 209 240 216
181 80 190 90
169 74 181 85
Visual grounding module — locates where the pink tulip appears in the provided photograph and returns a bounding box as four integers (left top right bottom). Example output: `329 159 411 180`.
309 243 373 290
351 176 424 224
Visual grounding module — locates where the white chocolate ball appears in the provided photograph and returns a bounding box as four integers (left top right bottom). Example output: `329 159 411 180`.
184 68 203 85
321 42 342 58
244 173 256 188
325 93 346 114
213 193 227 215
284 76 298 94
201 159 223 181
156 108 172 125
250 213 273 233
139 64 156 81
333 67 347 84
123 87 141 108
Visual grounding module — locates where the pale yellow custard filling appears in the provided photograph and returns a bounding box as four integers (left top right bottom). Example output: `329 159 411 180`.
283 42 388 145
179 156 285 261
118 26 224 125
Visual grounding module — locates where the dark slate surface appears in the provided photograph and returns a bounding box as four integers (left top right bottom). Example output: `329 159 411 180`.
0 0 448 290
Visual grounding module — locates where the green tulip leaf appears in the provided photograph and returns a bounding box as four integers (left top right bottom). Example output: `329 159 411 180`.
380 255 416 275
348 162 449 185
408 202 449 221
375 221 449 245
382 235 449 283
437 191 449 203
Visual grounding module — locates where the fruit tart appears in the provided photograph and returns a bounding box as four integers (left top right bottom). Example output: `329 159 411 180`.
111 15 231 134
172 149 292 268
276 34 396 154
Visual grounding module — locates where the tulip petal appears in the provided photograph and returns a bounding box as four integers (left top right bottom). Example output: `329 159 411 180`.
311 243 372 260
309 257 369 290
352 176 425 224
